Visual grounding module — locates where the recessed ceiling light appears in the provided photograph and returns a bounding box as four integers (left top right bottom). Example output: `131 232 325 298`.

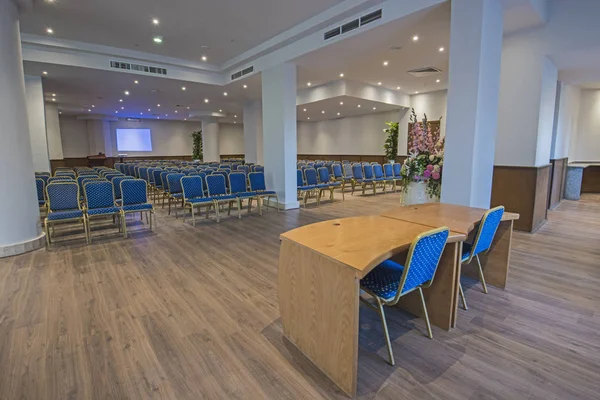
357 104 361 108
121 106 124 110
234 121 237 124
307 82 312 86
223 92 228 96
140 112 143 115
181 86 186 91
201 55 207 61
175 110 178 113
58 111 61 114
153 36 163 44
184 118 187 121
51 93 56 97
166 114 168 116
115 111 118 114
134 80 139 84
415 91 419 94
337 112 340 116
124 91 130 95
204 98 209 103
413 35 419 41
383 61 389 66
42 71 48 75
340 101 344 105
243 84 247 89
396 86 401 90
148 108 151 111
157 116 160 119
46 28 54 35
91 105 95 108
307 117 311 120
340 73 344 77
321 110 325 114
436 79 440 83
52 98 56 102
119 99 123 102
88 109 91 112
439 47 444 52
303 108 307 112
152 18 159 25
45 0 55 3
234 115 237 118
373 107 377 110
219 109 223 112
378 82 382 86
157 104 161 107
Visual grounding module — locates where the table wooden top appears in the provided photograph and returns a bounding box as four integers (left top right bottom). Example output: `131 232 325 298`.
280 215 465 276
381 203 520 235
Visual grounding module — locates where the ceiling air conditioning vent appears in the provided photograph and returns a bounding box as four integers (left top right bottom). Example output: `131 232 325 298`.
110 61 167 75
360 9 382 26
324 27 341 40
231 65 254 81
341 19 360 34
324 9 382 41
407 66 442 77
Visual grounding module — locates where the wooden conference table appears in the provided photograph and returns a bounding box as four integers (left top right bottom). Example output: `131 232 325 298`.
278 204 519 397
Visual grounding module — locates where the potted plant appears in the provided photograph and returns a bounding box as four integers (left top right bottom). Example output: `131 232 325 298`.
383 121 399 164
191 130 203 161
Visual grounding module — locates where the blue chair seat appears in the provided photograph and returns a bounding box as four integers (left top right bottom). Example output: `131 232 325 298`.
360 260 405 302
298 185 316 191
462 242 472 262
355 179 373 183
87 206 120 216
325 181 341 187
212 194 237 201
255 190 276 195
187 197 214 204
373 177 388 182
235 192 257 198
47 210 84 221
171 193 183 199
121 203 153 212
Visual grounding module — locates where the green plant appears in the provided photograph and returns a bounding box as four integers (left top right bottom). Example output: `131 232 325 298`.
191 130 203 161
383 121 399 161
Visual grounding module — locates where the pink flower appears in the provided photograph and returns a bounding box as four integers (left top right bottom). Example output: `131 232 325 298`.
423 170 432 179
432 172 440 180
426 164 434 171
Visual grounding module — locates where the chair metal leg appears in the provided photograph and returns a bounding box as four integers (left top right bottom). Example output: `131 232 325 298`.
476 255 489 294
191 206 196 227
150 211 155 232
121 211 128 239
458 282 468 310
214 202 221 222
45 220 51 246
237 199 242 219
418 287 433 339
375 298 395 366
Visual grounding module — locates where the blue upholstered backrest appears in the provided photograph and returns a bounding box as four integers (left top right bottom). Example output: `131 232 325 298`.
352 164 363 179
160 172 171 189
48 177 74 184
153 169 163 187
238 165 250 174
304 169 318 186
46 182 80 211
167 173 185 194
393 163 402 177
325 162 334 176
55 171 76 179
84 181 115 209
36 178 45 201
248 172 267 191
127 165 136 177
297 169 305 186
343 164 353 178
147 168 156 184
112 177 130 199
139 167 149 181
206 174 227 196
121 179 148 205
472 206 505 256
383 163 394 178
400 228 449 295
229 173 248 194
332 164 343 179
363 164 374 179
253 166 264 173
181 176 204 200
37 175 50 184
373 164 384 178
317 167 330 184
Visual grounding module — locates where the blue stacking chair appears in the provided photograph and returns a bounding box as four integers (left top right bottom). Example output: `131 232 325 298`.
83 181 123 243
36 174 50 185
248 172 279 211
252 166 264 173
458 206 505 310
303 168 328 206
138 167 149 183
297 169 318 208
55 171 76 179
229 172 259 215
317 167 342 202
159 171 173 208
392 163 403 182
372 164 390 193
47 177 74 184
112 176 131 205
45 181 89 246
120 179 155 238
360 227 450 365
36 178 46 211
206 174 240 222
35 172 51 178
351 164 375 195
332 163 353 196
383 163 399 191
181 176 215 226
127 164 136 177
166 173 185 217
152 169 164 202
362 164 378 194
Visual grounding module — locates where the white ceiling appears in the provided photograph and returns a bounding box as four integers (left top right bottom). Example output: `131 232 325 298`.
19 0 345 65
298 95 401 122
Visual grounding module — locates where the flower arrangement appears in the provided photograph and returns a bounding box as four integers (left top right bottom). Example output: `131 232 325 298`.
383 121 399 162
190 130 203 161
400 109 445 199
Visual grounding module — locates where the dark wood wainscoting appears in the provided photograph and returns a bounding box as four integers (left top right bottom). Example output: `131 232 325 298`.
548 158 568 209
581 165 600 193
297 154 408 164
491 164 551 232
50 155 194 173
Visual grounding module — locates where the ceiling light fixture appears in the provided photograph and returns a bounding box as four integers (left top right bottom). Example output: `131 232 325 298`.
115 111 118 114
52 98 56 102
157 104 161 107
140 112 143 115
383 61 389 66
184 118 187 121
201 55 207 61
152 18 159 25
58 111 61 114
412 35 419 41
373 107 377 110
303 108 307 112
340 101 344 105
42 71 48 75
134 80 139 84
307 82 312 86
153 36 163 44
46 28 54 35
88 109 91 112
51 93 56 97
124 91 129 95
234 121 237 124
436 79 440 83
175 110 178 113
439 47 444 52
219 109 222 112
223 92 228 96
243 84 247 89
119 99 123 102
204 98 209 103
234 115 237 118
321 110 325 114
337 112 340 116
357 104 361 108
307 117 311 120
396 86 401 90
91 105 95 108
415 91 419 94
121 106 124 110
148 109 151 111
340 73 344 77
378 82 382 86
182 86 186 91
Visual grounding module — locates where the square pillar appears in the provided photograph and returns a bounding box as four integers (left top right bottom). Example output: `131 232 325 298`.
24 75 51 173
441 0 503 208
262 63 299 210
202 118 220 162
243 100 263 165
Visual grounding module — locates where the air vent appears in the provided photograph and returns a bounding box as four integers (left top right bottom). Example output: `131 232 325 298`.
110 61 167 75
324 27 341 40
407 66 442 77
324 9 382 41
230 65 254 81
360 9 382 26
341 19 359 34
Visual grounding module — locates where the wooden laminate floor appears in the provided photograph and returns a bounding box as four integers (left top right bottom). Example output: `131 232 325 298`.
0 192 599 399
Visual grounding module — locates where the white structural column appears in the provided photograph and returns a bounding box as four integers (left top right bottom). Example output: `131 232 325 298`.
0 0 45 256
441 0 503 208
24 75 51 173
86 119 113 156
202 118 220 162
262 63 299 210
44 102 63 161
243 100 263 165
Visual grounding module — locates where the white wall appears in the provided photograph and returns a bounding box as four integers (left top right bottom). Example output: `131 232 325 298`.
553 84 580 160
24 76 50 172
297 110 401 155
59 116 89 158
219 123 244 155
44 103 63 160
408 90 448 136
572 89 600 162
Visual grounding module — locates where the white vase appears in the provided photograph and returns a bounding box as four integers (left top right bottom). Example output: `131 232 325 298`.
402 182 440 205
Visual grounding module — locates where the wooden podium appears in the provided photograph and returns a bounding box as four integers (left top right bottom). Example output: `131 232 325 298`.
87 154 108 167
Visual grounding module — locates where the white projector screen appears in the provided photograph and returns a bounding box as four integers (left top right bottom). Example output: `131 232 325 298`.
116 128 153 151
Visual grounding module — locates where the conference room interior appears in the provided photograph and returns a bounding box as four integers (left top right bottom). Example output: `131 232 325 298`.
1 0 599 399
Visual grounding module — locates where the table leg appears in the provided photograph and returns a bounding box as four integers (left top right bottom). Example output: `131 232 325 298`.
278 239 360 397
463 220 513 289
394 242 460 331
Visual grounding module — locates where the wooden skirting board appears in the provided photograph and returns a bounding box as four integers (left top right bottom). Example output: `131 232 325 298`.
491 164 551 233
